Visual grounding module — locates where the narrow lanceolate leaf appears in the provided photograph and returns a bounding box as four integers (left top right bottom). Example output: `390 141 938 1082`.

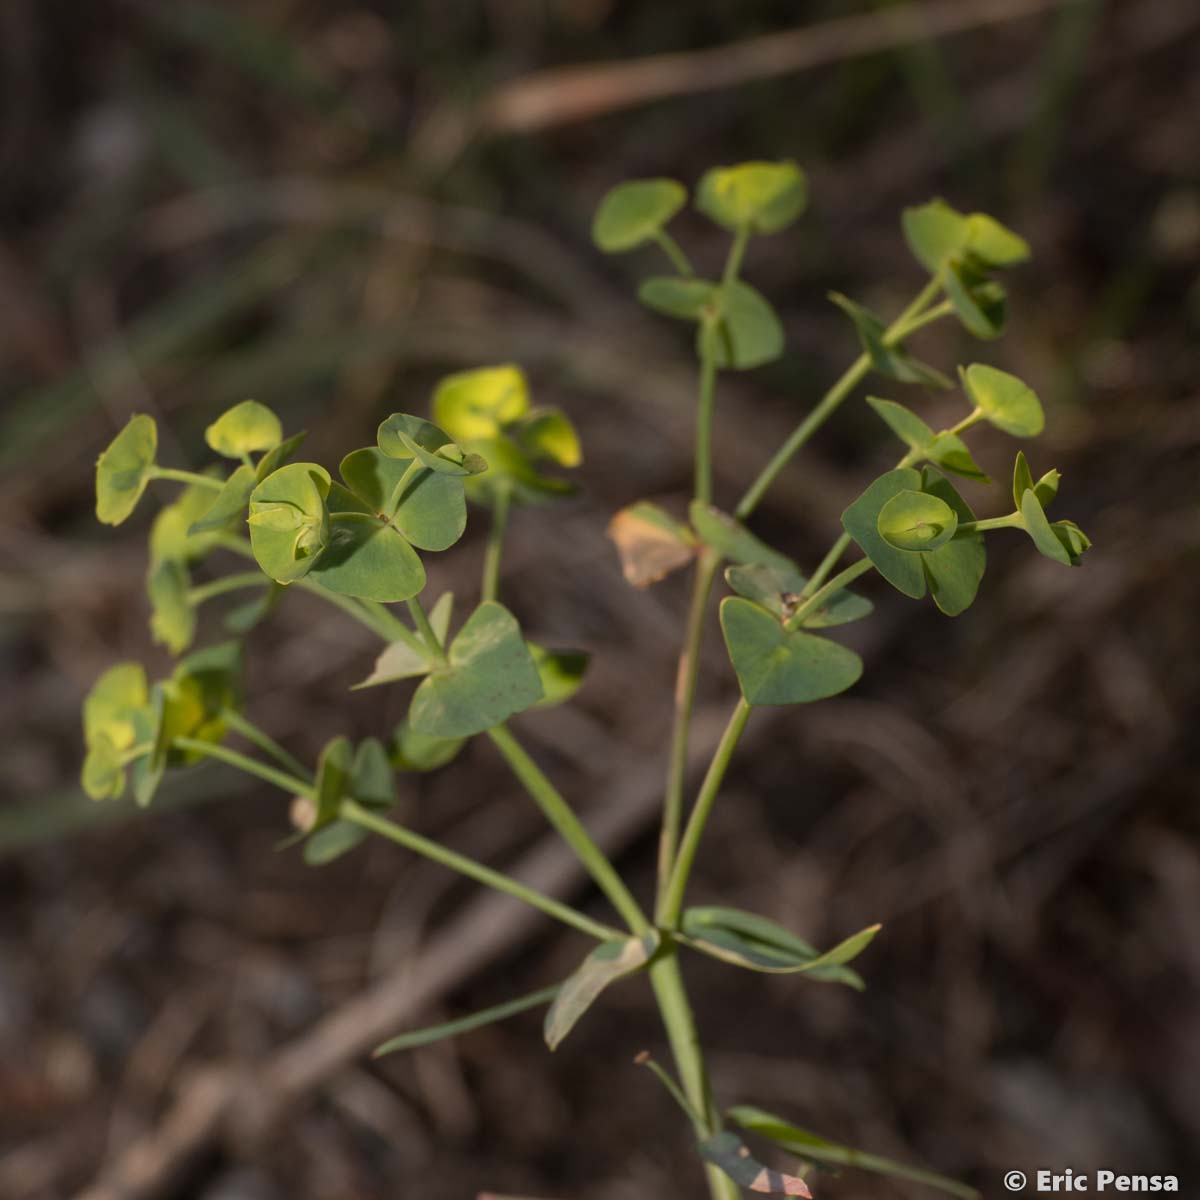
699 1131 812 1197
592 178 686 252
920 468 986 616
727 1106 980 1200
680 906 878 988
688 503 792 570
376 985 561 1057
544 931 660 1051
841 468 926 599
607 501 696 588
410 601 544 739
721 597 862 707
830 294 951 388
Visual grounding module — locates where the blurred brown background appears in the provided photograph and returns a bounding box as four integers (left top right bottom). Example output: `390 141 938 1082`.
2 1 1199 1197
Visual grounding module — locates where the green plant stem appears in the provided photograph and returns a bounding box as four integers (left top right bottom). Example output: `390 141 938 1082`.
735 277 947 520
172 737 311 796
486 725 649 936
694 326 719 504
958 513 1022 534
656 549 719 918
947 406 985 436
784 557 874 630
660 698 752 928
149 466 225 491
654 229 694 276
482 484 512 603
340 800 620 942
803 532 853 598
635 1052 707 1127
188 572 268 605
722 225 751 288
221 709 311 782
406 596 448 664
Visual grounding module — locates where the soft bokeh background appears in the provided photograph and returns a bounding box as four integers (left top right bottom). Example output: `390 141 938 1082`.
2 2 1199 1197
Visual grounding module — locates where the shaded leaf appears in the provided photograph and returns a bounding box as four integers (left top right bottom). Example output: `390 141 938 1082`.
313 735 353 830
638 276 717 320
96 414 157 526
205 399 282 458
377 985 561 1057
255 430 308 481
699 1131 812 1197
841 468 926 598
944 263 1007 339
410 601 544 738
303 820 369 865
354 593 451 688
920 468 986 616
310 504 426 603
607 501 696 587
1020 489 1090 566
529 644 590 707
720 597 863 707
377 412 486 476
592 178 686 252
147 559 196 655
696 161 807 235
188 464 257 534
830 294 951 388
689 502 791 569
151 474 226 562
544 931 659 1051
725 562 872 629
515 408 582 468
727 1106 980 1200
866 397 987 482
705 281 785 370
391 717 466 773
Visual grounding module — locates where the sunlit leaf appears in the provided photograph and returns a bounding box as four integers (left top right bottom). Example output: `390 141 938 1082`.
544 931 659 1051
205 399 282 459
95 414 157 526
255 430 308 481
592 178 686 252
963 364 1045 437
247 462 331 584
83 662 149 753
515 408 582 468
696 161 807 235
188 464 257 535
433 365 530 442
147 559 196 655
877 490 958 552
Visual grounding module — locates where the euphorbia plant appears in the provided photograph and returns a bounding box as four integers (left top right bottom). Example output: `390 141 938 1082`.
82 160 1089 1198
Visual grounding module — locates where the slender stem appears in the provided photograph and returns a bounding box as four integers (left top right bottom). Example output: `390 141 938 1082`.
694 325 719 504
722 225 751 289
221 709 311 782
482 484 512 604
735 276 946 520
803 532 853 599
172 737 311 796
659 699 752 927
187 572 268 605
341 800 621 942
636 1052 707 1127
784 557 874 630
947 406 985 437
149 466 225 491
406 596 448 664
656 549 719 918
958 513 1022 534
486 726 649 935
653 229 694 277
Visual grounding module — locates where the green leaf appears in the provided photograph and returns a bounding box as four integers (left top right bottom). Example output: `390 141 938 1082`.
529 644 590 707
720 597 863 707
131 687 169 808
95 414 157 526
377 413 487 477
147 559 196 655
944 264 1007 339
515 408 582 468
354 592 452 688
464 434 575 506
1019 489 1090 566
592 178 686 252
680 906 877 987
83 662 150 752
1051 518 1091 564
205 399 282 458
188 464 257 535
376 985 560 1057
696 161 807 235
247 462 331 584
830 294 951 388
1012 451 1060 509
255 430 308 481
161 641 243 762
866 398 988 483
963 364 1045 437
841 468 926 598
310 508 426 604
544 930 660 1051
689 502 792 569
339 447 467 552
410 601 544 738
920 468 986 617
151 474 226 562
726 1107 980 1200
351 737 397 810
390 717 465 773
724 563 873 629
607 501 697 588
964 212 1030 268
303 820 370 865
639 276 718 321
432 364 530 443
902 199 970 274
224 583 281 635
705 281 785 370
82 732 126 801
313 735 354 830
877 489 958 552
698 1131 812 1197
